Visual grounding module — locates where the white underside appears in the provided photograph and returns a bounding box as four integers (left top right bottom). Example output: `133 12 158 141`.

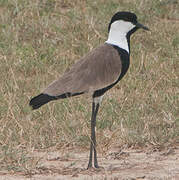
93 95 104 105
106 20 135 53
105 37 129 53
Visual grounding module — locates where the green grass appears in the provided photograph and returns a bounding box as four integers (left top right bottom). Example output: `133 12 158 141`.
0 0 178 174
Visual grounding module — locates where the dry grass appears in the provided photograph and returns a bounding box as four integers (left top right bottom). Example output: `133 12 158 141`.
0 0 178 174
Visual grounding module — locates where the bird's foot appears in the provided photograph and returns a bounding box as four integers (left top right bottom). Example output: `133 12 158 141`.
94 163 100 168
87 162 92 170
87 164 103 170
94 165 104 169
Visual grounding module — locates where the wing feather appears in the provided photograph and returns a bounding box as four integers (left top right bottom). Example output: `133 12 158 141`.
43 44 122 96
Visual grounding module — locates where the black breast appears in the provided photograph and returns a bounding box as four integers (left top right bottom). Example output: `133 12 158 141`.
113 45 130 82
93 45 130 98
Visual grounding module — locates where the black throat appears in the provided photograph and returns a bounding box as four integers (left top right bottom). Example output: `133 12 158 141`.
126 26 138 53
112 45 130 81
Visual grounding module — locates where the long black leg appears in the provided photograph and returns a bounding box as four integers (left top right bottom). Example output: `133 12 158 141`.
87 141 93 168
93 103 100 168
87 102 95 168
87 101 100 169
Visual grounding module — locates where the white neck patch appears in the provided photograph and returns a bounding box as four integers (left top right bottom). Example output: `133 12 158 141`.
105 20 135 53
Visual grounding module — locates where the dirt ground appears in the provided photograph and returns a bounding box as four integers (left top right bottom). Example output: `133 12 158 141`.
0 147 179 180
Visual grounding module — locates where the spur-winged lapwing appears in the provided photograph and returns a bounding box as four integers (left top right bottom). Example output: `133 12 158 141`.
29 11 149 168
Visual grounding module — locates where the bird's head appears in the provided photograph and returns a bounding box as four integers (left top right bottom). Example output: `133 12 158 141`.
106 11 149 53
108 11 149 35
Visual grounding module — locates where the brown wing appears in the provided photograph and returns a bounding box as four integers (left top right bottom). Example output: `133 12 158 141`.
43 44 122 96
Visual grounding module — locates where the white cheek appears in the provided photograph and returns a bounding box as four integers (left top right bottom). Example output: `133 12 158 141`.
111 20 135 33
106 20 136 53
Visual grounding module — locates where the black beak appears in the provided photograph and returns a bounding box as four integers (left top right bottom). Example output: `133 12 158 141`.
136 22 150 31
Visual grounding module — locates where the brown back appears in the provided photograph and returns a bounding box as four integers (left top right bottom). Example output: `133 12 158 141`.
43 44 122 96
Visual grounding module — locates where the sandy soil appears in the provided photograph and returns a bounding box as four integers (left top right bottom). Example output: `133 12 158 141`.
0 147 179 180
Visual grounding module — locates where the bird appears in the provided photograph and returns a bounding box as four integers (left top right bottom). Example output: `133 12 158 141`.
29 11 149 169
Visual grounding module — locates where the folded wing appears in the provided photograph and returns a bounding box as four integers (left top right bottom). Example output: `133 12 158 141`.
43 44 122 97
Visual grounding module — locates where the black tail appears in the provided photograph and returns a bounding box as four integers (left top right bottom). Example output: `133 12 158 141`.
29 93 57 110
